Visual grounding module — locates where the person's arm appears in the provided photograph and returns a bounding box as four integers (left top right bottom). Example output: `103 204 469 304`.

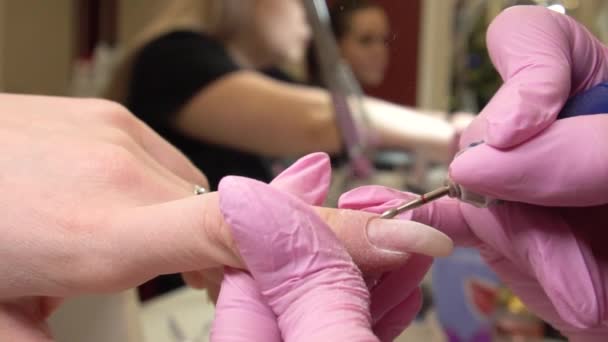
175 71 342 157
362 97 457 161
174 70 458 160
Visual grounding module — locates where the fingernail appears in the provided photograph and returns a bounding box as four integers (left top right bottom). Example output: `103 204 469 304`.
366 218 453 257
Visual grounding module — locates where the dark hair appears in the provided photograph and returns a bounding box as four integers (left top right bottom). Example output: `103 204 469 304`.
329 0 381 41
307 0 381 86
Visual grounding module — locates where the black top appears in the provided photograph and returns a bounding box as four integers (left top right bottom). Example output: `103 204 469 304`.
126 31 273 190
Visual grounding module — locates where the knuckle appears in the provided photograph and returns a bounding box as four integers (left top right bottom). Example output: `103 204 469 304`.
103 127 139 150
87 99 140 135
86 144 143 189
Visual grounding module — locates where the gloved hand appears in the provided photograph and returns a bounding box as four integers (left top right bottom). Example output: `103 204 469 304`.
342 6 608 341
211 153 452 341
340 187 608 341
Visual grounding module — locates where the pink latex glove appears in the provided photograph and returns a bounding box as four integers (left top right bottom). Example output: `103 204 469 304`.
342 6 608 341
211 153 452 341
456 5 608 206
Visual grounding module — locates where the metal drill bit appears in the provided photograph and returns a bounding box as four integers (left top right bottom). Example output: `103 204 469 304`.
380 185 451 219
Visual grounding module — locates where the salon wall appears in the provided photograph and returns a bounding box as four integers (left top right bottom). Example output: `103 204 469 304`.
363 0 421 107
416 0 454 111
117 0 166 44
0 0 74 95
0 0 164 95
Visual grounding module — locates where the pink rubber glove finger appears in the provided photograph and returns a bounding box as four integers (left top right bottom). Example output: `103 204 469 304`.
462 5 608 149
340 185 606 331
338 186 454 339
486 251 608 342
370 256 432 322
374 290 423 342
276 154 453 273
484 252 568 327
451 115 608 206
219 176 378 341
269 152 331 206
370 255 432 341
212 156 454 341
212 153 336 341
212 268 280 341
339 186 479 246
461 204 603 329
280 158 450 339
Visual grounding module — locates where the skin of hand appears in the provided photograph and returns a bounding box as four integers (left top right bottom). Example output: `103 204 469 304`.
211 153 451 341
0 95 451 341
342 6 608 341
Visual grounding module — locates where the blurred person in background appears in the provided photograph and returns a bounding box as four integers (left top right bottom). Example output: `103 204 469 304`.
106 0 465 191
309 0 390 88
306 0 471 176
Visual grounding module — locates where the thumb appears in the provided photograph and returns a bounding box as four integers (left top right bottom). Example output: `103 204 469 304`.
450 115 608 207
219 176 378 341
475 6 572 148
211 267 281 341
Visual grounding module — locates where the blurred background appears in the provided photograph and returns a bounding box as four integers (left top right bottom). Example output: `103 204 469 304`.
1 0 606 109
11 0 603 341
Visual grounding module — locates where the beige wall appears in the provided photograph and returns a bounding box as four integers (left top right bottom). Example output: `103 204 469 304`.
416 0 455 111
118 0 166 44
0 0 74 95
0 0 167 96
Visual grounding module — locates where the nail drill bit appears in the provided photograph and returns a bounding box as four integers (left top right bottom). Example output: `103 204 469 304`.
380 185 451 219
